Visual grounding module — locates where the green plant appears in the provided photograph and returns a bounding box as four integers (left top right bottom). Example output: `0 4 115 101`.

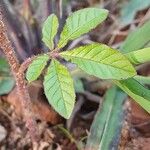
1 6 150 146
26 7 150 119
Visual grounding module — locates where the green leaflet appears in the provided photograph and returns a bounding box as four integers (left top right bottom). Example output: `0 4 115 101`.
58 8 108 48
114 78 150 113
126 47 150 65
42 14 59 50
44 59 75 119
86 86 126 150
60 43 136 80
26 54 49 82
120 20 150 53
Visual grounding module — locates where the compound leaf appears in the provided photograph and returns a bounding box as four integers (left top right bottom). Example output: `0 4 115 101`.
60 43 136 80
58 8 108 48
44 59 75 119
42 14 59 50
114 78 150 113
26 54 49 82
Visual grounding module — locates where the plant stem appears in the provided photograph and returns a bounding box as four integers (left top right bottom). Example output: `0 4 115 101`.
0 12 39 143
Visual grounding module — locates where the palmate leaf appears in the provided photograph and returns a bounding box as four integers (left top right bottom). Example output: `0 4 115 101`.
26 54 49 82
114 78 150 113
60 43 136 80
86 86 126 150
58 8 108 48
44 59 75 119
42 14 59 50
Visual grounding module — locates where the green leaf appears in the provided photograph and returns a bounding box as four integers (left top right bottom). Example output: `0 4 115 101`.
86 86 126 150
26 54 49 82
114 78 150 113
44 59 75 119
120 0 150 26
126 47 150 65
120 20 150 53
60 43 136 80
58 8 108 48
0 78 15 95
42 14 59 50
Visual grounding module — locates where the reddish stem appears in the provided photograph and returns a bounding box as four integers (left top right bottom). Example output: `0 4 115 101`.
0 12 40 143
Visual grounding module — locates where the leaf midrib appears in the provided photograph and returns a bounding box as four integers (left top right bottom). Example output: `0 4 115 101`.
59 12 105 47
61 53 134 74
53 60 69 115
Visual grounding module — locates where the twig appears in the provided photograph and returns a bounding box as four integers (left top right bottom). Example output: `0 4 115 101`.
19 55 37 73
81 91 102 103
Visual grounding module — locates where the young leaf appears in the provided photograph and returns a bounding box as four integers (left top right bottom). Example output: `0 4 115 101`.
86 86 126 150
44 59 75 119
58 8 108 48
26 54 49 82
126 47 150 65
60 43 136 80
114 78 150 113
42 14 59 50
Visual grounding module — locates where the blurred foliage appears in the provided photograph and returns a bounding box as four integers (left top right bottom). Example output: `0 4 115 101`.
120 0 150 26
0 58 15 95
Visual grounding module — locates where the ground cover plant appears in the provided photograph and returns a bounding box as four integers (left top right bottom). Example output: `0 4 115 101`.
0 3 150 149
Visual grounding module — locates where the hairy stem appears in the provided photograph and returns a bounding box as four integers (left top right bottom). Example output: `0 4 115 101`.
0 12 39 143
